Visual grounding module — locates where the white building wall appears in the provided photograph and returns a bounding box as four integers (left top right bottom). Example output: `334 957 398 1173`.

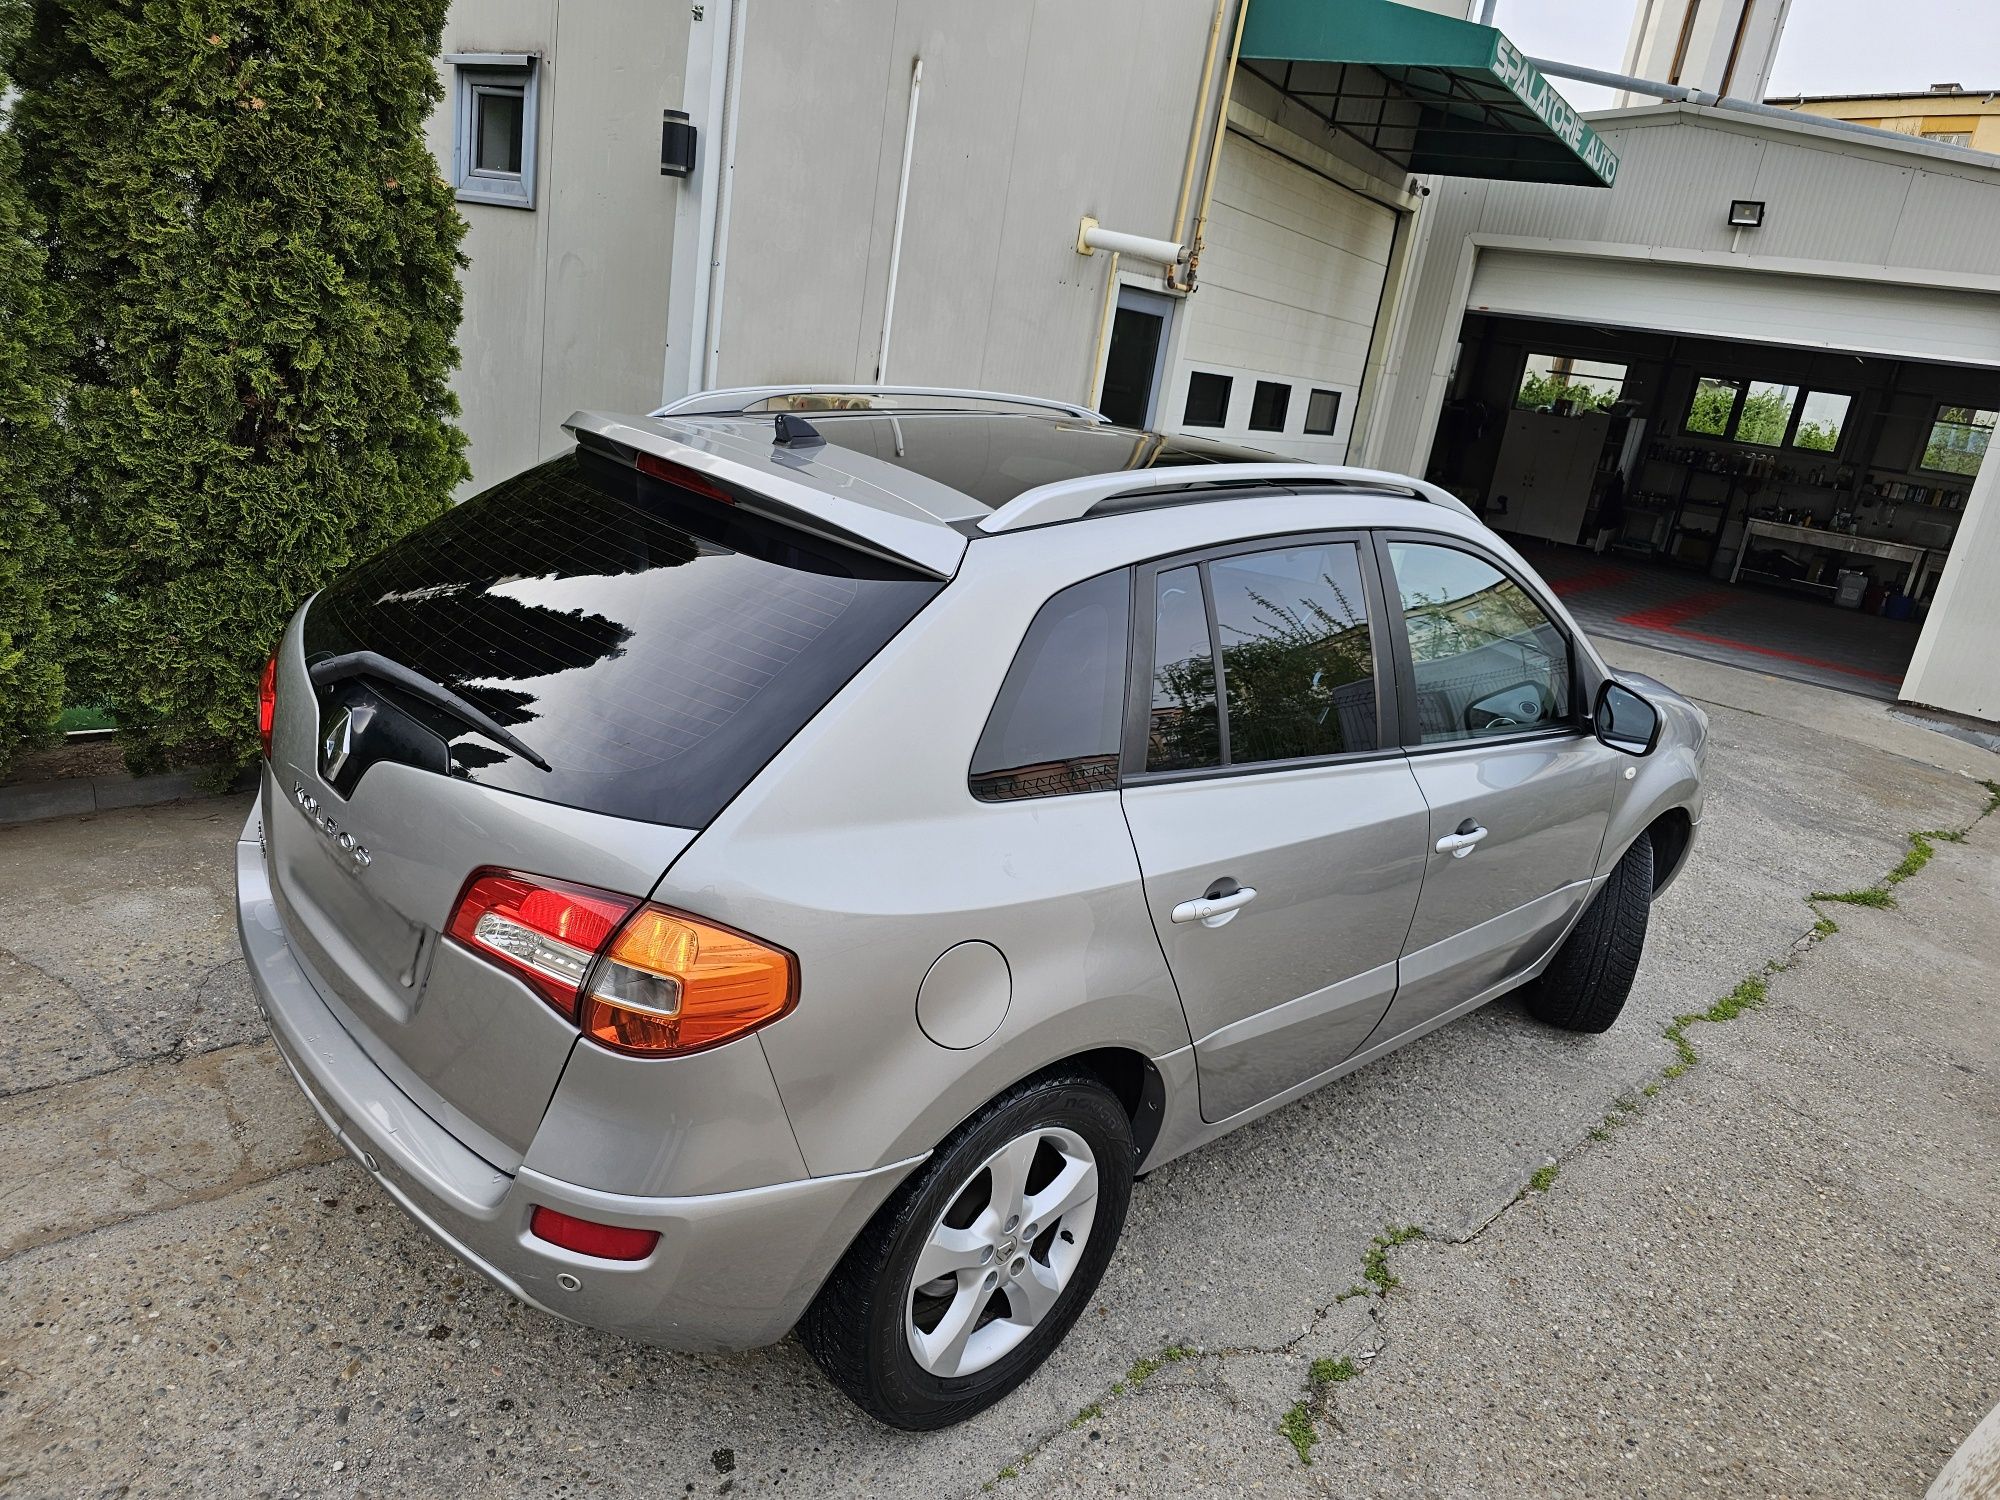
432 0 688 490
710 0 1219 402
1367 103 2000 718
1618 0 1794 102
1366 105 2000 477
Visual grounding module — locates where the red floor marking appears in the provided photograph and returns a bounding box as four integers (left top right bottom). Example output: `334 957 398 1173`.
1545 565 1635 597
1614 590 1737 631
1660 625 1905 684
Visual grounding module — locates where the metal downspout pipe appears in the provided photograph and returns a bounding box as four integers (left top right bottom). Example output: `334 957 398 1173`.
875 57 923 383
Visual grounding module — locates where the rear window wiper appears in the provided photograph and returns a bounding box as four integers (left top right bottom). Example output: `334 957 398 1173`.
308 651 553 772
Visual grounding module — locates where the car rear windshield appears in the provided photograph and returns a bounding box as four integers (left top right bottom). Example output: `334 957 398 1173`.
304 451 943 827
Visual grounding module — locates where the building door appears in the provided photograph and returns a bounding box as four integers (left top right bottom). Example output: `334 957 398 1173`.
1098 287 1175 429
1167 133 1398 458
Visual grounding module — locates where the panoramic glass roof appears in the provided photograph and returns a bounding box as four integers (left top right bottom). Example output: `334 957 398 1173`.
804 412 1276 511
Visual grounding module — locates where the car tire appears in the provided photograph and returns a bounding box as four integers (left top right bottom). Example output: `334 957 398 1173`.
1522 833 1654 1034
800 1070 1135 1430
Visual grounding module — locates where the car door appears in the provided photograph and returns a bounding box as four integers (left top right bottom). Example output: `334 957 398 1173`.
1118 534 1431 1123
1370 534 1623 1039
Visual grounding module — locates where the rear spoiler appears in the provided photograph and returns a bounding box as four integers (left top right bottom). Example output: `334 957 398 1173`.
563 411 966 580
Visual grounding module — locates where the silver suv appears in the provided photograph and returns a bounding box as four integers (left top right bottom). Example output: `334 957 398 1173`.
237 386 1704 1429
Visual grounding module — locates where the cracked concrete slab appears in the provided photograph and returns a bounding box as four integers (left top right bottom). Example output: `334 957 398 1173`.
0 1040 341 1256
1304 825 2000 1497
0 649 1996 1498
0 798 263 1064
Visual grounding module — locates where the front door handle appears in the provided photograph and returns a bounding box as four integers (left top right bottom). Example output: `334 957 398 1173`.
1435 821 1489 858
1171 885 1258 928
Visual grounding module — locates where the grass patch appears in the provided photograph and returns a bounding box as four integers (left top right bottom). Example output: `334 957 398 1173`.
1658 974 1771 1081
1309 1356 1358 1387
1588 1125 1610 1142
1361 1225 1424 1294
1278 1401 1319 1464
1813 916 1838 937
1123 1344 1197 1388
1811 885 1896 908
1701 974 1769 1023
1334 1283 1370 1303
1811 826 1968 911
1069 1402 1102 1429
998 1466 1018 1480
1526 1163 1559 1193
1982 779 2000 816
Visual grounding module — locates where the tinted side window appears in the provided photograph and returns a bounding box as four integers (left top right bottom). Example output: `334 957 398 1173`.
1387 542 1572 744
1146 565 1222 771
1209 542 1376 762
969 571 1130 801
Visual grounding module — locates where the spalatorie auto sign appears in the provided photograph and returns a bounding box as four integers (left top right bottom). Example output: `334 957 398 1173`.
1491 35 1620 187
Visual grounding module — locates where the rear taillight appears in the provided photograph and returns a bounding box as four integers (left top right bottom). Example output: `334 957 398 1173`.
447 872 637 1015
258 651 278 759
445 868 797 1056
529 1206 659 1261
581 906 797 1056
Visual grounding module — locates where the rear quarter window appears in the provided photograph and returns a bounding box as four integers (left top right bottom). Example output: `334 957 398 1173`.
304 452 942 827
968 570 1131 801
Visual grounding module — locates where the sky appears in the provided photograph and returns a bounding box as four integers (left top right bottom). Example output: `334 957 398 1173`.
1489 0 2000 112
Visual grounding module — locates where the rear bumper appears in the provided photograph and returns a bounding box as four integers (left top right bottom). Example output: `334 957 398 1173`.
234 806 919 1352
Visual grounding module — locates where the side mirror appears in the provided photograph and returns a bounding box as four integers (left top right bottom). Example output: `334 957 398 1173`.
1594 679 1662 757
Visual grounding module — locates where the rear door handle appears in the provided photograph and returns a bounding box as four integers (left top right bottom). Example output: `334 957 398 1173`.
1435 822 1489 858
1171 886 1258 928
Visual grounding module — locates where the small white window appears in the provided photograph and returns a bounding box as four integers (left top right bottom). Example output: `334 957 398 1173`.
447 54 539 209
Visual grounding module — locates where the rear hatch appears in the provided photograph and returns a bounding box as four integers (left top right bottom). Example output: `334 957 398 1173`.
265 446 945 1166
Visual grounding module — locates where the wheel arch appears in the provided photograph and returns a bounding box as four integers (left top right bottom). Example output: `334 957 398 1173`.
1645 806 1695 893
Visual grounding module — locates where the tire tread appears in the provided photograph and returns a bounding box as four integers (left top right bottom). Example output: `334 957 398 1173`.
800 1068 1132 1430
1523 834 1653 1033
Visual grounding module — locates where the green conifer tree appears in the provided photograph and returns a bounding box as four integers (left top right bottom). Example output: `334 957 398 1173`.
9 0 468 771
0 0 67 775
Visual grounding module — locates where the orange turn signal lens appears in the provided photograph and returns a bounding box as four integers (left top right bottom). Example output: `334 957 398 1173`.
580 907 796 1057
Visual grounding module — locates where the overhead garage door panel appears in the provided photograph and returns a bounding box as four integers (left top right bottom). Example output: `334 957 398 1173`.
1469 249 2000 369
1181 284 1379 381
1174 133 1398 453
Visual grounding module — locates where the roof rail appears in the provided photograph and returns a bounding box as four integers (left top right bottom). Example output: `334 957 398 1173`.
653 385 1108 423
978 464 1476 534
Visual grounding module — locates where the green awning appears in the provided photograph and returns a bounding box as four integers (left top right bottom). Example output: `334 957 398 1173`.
1240 0 1619 188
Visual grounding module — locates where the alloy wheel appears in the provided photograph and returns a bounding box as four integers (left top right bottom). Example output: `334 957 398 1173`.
904 1125 1100 1378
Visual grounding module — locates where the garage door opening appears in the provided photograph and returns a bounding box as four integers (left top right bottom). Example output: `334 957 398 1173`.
1424 312 1995 701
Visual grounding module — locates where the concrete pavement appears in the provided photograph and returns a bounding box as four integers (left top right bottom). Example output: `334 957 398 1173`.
1 643 1996 1498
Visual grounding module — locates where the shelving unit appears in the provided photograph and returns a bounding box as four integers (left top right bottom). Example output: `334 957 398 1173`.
1626 434 1971 597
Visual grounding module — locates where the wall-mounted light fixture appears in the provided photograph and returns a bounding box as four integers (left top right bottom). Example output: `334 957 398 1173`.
1727 198 1766 227
660 108 697 178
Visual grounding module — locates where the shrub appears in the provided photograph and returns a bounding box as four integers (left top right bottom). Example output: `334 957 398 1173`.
9 0 468 772
0 2 69 776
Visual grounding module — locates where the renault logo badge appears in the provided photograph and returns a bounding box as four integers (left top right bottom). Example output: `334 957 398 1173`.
322 707 355 780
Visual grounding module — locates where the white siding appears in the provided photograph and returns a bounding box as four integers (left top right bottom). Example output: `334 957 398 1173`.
1465 251 2000 368
1368 105 2000 476
435 0 689 490
1368 103 2000 720
1164 132 1398 459
713 0 1219 401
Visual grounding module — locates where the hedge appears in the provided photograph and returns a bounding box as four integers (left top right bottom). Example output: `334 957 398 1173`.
0 2 68 776
9 0 469 773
